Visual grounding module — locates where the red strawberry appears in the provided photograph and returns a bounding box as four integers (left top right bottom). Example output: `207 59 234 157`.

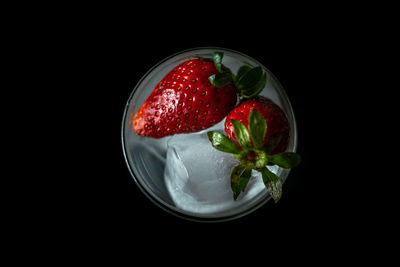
225 96 290 155
133 52 267 138
207 96 300 202
133 58 236 138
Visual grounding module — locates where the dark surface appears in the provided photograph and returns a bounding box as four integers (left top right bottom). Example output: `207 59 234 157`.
13 6 390 260
63 23 346 241
95 36 316 225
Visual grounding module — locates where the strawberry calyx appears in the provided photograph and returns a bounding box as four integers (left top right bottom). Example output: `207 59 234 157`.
208 52 267 99
207 109 301 202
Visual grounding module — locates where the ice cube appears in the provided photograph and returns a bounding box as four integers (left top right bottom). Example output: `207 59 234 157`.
163 121 271 216
124 126 173 204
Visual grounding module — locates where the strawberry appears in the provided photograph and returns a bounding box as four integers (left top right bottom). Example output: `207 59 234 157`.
207 96 301 202
133 52 267 138
225 96 290 155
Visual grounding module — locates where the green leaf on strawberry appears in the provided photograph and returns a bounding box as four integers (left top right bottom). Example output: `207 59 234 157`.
208 52 267 100
237 66 263 91
207 131 241 154
268 152 302 169
231 119 251 151
241 72 267 99
213 52 224 73
231 164 252 200
248 109 267 149
260 167 282 203
208 73 233 88
236 65 252 81
207 96 301 203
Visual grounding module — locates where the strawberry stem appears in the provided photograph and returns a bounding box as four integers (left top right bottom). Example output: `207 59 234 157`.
206 109 301 202
208 52 267 99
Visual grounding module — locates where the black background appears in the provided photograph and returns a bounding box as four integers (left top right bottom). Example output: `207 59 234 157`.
42 13 369 249
11 4 395 260
79 28 332 231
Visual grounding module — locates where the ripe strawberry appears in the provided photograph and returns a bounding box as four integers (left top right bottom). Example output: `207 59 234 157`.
225 96 290 155
133 58 236 138
207 96 301 202
133 52 267 138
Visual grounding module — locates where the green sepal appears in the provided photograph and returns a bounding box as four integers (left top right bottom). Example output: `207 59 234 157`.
213 52 224 73
241 72 267 99
209 51 235 87
231 119 251 150
207 131 242 154
268 152 302 168
237 66 263 91
236 65 251 81
209 52 266 99
208 73 233 88
231 164 252 200
248 109 267 149
260 167 282 203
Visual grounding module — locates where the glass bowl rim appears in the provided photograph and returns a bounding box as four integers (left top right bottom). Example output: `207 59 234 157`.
121 46 298 223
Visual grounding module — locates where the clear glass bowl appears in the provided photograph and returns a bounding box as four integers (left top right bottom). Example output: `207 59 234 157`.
121 47 297 222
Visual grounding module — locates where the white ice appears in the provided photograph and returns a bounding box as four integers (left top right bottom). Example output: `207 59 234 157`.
163 121 278 217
